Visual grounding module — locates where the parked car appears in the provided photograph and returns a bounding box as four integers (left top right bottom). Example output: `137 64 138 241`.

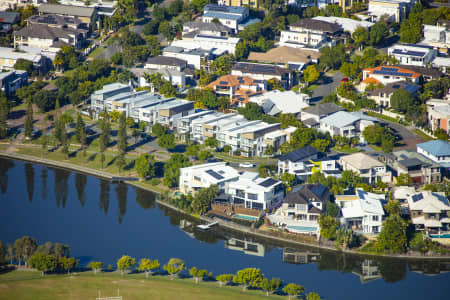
340 77 349 83
239 163 255 168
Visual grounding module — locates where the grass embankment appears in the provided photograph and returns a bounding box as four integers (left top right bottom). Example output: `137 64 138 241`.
366 111 409 126
0 270 275 300
330 146 361 153
412 129 435 141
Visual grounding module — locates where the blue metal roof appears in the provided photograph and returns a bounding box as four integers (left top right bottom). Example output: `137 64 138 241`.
204 4 248 15
203 12 242 21
417 140 450 157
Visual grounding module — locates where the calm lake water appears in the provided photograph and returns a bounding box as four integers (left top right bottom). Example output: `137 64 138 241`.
0 158 449 300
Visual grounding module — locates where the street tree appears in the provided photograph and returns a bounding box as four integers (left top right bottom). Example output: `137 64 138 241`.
283 283 305 300
151 123 166 137
88 261 104 274
117 255 136 275
260 277 282 296
138 258 160 277
216 274 234 286
232 268 264 291
157 133 175 150
135 153 156 180
29 253 58 276
303 65 320 85
0 93 8 139
117 113 127 155
24 100 34 139
163 258 186 279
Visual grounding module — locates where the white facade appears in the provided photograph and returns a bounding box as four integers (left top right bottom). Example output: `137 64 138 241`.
318 111 376 141
179 162 240 194
248 90 310 115
138 68 186 89
417 140 450 165
388 44 437 66
368 0 414 23
362 66 420 85
336 190 385 234
170 35 240 56
279 30 326 48
312 16 374 34
422 24 450 49
163 47 212 70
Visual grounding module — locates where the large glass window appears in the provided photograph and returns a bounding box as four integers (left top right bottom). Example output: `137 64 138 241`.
247 193 258 200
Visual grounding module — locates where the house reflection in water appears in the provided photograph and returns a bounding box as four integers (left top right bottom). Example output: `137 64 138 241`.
282 248 320 265
225 238 265 257
408 260 450 276
352 260 382 284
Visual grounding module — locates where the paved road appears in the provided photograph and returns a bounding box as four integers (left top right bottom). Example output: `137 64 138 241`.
310 71 344 103
371 117 425 151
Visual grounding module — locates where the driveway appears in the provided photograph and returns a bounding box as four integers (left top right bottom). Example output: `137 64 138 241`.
310 71 343 103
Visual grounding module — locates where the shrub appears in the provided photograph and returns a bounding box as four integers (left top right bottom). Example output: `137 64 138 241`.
151 178 161 186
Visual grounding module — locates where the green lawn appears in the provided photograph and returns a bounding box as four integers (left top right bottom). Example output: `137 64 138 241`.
330 146 361 153
87 46 104 59
366 111 409 126
0 270 278 300
212 151 277 164
412 129 435 141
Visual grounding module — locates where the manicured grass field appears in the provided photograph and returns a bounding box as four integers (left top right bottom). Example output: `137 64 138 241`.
0 270 276 300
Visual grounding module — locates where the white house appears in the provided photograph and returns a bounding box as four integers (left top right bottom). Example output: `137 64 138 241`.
319 111 377 141
170 35 240 56
179 162 240 194
417 140 450 166
312 16 374 34
279 19 339 49
162 46 214 70
202 4 249 33
231 62 294 89
336 189 386 234
422 24 450 49
144 56 188 72
368 0 416 23
339 153 391 184
226 172 284 210
407 191 450 234
248 90 310 116
362 65 421 85
388 44 437 67
137 68 186 89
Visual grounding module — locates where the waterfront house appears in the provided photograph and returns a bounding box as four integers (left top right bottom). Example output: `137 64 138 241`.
179 162 239 194
339 153 391 184
407 191 450 234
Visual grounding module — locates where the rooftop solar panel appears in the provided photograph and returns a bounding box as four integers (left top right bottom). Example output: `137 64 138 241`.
206 169 224 180
219 81 228 84
259 178 278 187
312 185 327 197
412 193 423 202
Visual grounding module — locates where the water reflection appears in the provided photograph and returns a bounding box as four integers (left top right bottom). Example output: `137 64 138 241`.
283 248 320 264
136 188 155 210
75 173 87 207
352 260 381 284
41 169 47 200
115 183 127 224
0 159 14 194
225 238 265 257
99 180 110 214
25 163 34 203
54 168 70 208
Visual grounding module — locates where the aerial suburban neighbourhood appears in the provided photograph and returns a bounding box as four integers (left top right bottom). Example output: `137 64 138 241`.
0 0 450 300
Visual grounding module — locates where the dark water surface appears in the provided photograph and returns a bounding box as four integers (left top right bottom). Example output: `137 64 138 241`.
0 158 449 300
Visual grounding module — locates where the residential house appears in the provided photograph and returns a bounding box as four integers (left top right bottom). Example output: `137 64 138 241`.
179 162 240 194
170 34 240 56
248 90 310 116
248 46 321 71
162 46 214 70
90 83 132 117
362 65 421 85
138 99 194 128
135 67 186 90
202 4 249 33
392 64 443 82
388 44 437 67
0 70 27 96
300 102 343 128
366 81 419 108
206 74 266 106
352 260 382 284
182 21 232 39
422 23 450 50
338 0 369 12
0 0 43 11
268 184 330 234
336 189 385 234
231 62 294 89
427 100 450 135
368 0 416 22
218 0 260 9
339 152 391 184
0 11 19 35
279 19 339 50
144 56 188 72
393 150 442 184
226 172 284 210
407 191 450 234
38 4 97 29
417 140 450 169
312 16 374 34
0 47 51 72
319 111 377 141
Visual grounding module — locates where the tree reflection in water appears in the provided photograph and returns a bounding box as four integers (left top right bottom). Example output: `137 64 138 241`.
135 188 155 210
116 183 127 224
54 168 70 208
25 163 34 203
99 180 110 214
0 159 14 195
75 173 87 207
41 168 47 200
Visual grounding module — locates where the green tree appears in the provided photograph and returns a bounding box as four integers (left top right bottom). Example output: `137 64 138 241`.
190 185 219 215
185 144 199 158
311 139 330 152
260 277 282 296
339 62 359 80
151 123 166 137
375 215 408 253
400 16 422 44
319 215 340 240
434 128 449 140
283 283 305 300
198 150 211 162
29 253 58 276
319 44 346 70
14 59 34 75
14 236 37 267
306 292 322 300
369 22 388 46
159 81 176 97
117 255 136 275
303 65 320 85
352 26 369 48
390 90 414 113
210 54 234 76
75 113 86 144
88 261 104 274
59 257 78 274
189 267 209 283
138 258 160 277
99 111 111 169
216 274 234 286
24 100 34 139
325 200 339 218
384 199 401 216
135 153 156 180
163 258 186 279
0 93 9 139
163 153 191 187
117 113 127 155
158 133 176 150
396 173 412 186
232 268 264 291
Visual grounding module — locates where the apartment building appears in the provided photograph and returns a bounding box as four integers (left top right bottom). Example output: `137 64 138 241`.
388 44 437 67
231 62 294 89
362 65 421 85
138 99 194 128
336 189 385 234
339 153 391 184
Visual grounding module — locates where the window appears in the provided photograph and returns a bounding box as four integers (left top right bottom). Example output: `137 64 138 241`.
247 193 258 200
372 215 379 221
236 189 245 198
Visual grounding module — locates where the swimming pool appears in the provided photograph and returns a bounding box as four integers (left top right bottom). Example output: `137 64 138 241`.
430 233 450 238
287 226 317 233
233 214 259 221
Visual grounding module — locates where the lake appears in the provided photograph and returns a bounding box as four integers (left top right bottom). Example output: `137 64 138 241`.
0 158 449 300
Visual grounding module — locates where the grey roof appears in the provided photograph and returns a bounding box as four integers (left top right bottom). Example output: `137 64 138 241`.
367 81 419 97
146 56 187 67
39 4 95 18
284 184 329 209
398 158 424 168
14 24 81 40
278 145 320 162
291 18 341 33
203 12 242 21
393 64 443 78
303 118 319 126
204 4 248 15
28 14 83 27
0 11 20 24
417 140 450 157
232 62 290 76
302 103 343 117
184 21 232 33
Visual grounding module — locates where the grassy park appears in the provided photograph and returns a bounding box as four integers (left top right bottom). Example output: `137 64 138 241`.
0 270 280 300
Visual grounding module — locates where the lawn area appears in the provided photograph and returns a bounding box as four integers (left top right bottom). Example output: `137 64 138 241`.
212 151 277 164
87 46 104 59
412 129 435 141
366 111 409 126
0 270 275 300
330 146 361 153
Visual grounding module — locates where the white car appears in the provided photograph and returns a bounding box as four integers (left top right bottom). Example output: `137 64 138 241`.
239 163 255 168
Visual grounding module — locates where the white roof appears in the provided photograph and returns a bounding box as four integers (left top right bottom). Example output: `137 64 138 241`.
181 162 239 184
0 47 43 63
249 90 310 114
339 191 385 219
321 111 360 128
228 172 282 192
407 191 450 213
432 57 450 68
340 153 384 170
312 16 374 34
393 186 416 200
